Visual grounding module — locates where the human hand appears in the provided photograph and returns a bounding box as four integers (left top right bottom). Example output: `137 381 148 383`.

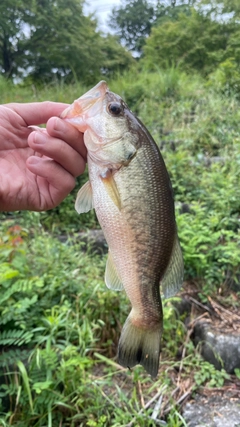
0 102 86 212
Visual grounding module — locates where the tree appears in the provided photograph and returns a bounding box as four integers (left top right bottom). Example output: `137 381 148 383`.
0 0 133 83
201 0 240 17
99 35 135 77
108 0 197 54
155 0 194 24
109 0 156 53
0 0 31 78
23 0 103 83
141 8 236 75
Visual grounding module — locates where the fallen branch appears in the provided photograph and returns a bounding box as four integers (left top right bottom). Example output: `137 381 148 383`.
189 297 212 313
208 296 240 323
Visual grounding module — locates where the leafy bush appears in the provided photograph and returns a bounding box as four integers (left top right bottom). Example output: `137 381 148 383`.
207 58 240 96
141 9 233 75
177 204 240 296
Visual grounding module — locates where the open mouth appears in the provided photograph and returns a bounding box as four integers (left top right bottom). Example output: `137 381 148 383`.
61 81 108 124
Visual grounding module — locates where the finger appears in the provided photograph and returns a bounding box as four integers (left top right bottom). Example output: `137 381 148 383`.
5 101 69 126
26 156 76 208
28 129 86 177
46 117 87 160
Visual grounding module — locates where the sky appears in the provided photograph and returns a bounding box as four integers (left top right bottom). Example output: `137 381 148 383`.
83 0 122 32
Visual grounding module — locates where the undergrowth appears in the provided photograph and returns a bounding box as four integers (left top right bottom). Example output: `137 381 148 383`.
0 69 239 425
0 221 187 426
0 218 233 426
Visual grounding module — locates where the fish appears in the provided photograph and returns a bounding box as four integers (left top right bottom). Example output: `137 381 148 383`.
61 81 184 377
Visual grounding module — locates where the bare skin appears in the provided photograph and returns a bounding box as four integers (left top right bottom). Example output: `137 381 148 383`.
0 101 86 212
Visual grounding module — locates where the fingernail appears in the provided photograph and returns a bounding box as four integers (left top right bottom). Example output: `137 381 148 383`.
54 117 64 131
34 132 45 144
28 156 40 165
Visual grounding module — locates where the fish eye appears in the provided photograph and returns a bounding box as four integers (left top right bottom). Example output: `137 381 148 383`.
108 102 122 116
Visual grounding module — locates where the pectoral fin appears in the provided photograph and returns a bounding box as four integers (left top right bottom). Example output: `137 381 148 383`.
161 235 184 298
105 251 123 291
75 181 94 214
100 170 121 210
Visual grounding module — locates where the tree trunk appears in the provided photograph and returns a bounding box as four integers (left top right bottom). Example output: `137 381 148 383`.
2 33 13 78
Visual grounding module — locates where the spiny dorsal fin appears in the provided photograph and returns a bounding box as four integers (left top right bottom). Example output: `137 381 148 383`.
105 251 123 291
161 235 184 298
75 181 93 214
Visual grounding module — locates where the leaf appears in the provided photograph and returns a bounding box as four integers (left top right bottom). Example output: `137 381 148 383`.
0 330 33 346
33 381 54 394
17 360 33 413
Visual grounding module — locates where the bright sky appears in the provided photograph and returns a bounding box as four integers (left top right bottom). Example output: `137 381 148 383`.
83 0 122 32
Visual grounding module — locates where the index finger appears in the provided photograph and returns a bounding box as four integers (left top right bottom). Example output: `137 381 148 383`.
4 101 69 126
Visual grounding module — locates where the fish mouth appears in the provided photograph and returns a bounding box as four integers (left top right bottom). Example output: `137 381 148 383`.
61 81 108 130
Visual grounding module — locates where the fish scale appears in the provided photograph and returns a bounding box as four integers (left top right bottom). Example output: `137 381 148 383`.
61 80 184 377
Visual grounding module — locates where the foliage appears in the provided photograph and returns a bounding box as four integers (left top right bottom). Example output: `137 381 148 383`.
0 221 110 343
109 0 156 53
203 0 240 17
109 66 203 115
38 173 99 233
234 368 240 379
0 0 133 83
142 8 235 75
155 0 195 24
3 0 240 84
0 221 122 425
109 0 196 54
0 0 31 78
177 205 240 295
194 360 230 388
0 221 190 426
98 34 135 77
26 1 102 83
207 57 240 95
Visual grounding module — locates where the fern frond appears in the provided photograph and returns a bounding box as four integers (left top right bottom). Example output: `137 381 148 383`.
0 329 33 346
0 348 30 368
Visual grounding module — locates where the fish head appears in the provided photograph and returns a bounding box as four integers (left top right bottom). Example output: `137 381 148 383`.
61 81 108 133
61 81 141 168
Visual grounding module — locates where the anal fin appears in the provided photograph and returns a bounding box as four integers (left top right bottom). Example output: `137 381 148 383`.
105 251 123 291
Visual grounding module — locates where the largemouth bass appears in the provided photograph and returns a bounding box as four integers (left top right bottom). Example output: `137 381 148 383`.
61 81 184 377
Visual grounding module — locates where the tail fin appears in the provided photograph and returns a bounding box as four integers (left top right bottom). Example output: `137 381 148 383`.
117 315 162 378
